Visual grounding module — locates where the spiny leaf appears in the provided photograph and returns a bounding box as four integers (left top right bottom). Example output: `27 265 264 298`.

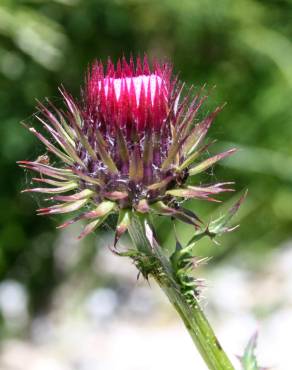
25 126 74 165
96 130 119 174
160 134 182 171
115 125 129 163
147 176 175 191
57 201 115 233
170 237 207 304
150 201 201 227
241 333 259 370
35 114 83 166
135 199 150 213
189 148 237 176
78 217 106 240
103 191 128 200
115 209 131 244
17 161 75 181
186 191 247 247
37 198 88 215
22 181 78 194
84 200 116 219
208 190 247 235
59 88 79 118
183 105 223 156
32 177 73 187
175 92 207 139
239 332 268 370
143 131 153 166
48 189 95 202
69 116 98 161
129 145 143 182
71 168 102 186
177 140 215 171
166 182 234 201
38 100 76 145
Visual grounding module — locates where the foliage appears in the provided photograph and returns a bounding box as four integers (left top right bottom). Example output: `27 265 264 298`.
239 333 267 370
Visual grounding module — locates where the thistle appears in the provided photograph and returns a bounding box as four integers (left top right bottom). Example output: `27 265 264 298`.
17 56 250 370
18 56 235 241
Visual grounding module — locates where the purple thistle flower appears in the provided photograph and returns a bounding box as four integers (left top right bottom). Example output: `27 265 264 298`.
18 56 235 240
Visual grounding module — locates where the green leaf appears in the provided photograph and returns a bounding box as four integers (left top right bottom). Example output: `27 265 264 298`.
188 148 237 176
186 191 247 247
182 105 222 156
239 333 267 370
50 189 95 202
208 191 247 236
178 141 215 171
103 191 128 200
129 145 143 182
161 134 181 170
150 201 201 226
78 217 106 240
22 181 78 194
166 182 234 201
147 176 174 190
135 199 150 213
241 333 259 370
115 209 131 244
37 198 88 215
115 125 129 163
95 130 119 174
26 126 74 165
85 200 116 219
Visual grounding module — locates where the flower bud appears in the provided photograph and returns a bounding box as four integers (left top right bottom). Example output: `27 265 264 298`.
18 56 235 240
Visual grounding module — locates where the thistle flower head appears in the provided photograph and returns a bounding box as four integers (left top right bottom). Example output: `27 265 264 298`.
18 56 235 240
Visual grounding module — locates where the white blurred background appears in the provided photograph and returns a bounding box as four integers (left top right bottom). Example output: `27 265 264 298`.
0 227 291 370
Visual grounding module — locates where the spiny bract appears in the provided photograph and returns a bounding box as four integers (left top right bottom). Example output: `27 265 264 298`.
18 56 235 240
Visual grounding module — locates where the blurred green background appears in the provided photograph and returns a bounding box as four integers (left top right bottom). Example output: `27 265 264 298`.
1 0 292 333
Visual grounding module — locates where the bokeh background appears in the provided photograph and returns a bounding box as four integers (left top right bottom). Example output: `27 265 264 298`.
1 0 292 369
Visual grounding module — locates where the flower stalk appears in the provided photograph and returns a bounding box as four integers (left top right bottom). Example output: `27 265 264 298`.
127 213 236 370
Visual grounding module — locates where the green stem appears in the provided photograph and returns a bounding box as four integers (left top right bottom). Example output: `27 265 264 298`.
128 213 235 370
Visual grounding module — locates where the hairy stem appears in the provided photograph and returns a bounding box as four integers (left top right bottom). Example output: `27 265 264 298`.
128 213 235 370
